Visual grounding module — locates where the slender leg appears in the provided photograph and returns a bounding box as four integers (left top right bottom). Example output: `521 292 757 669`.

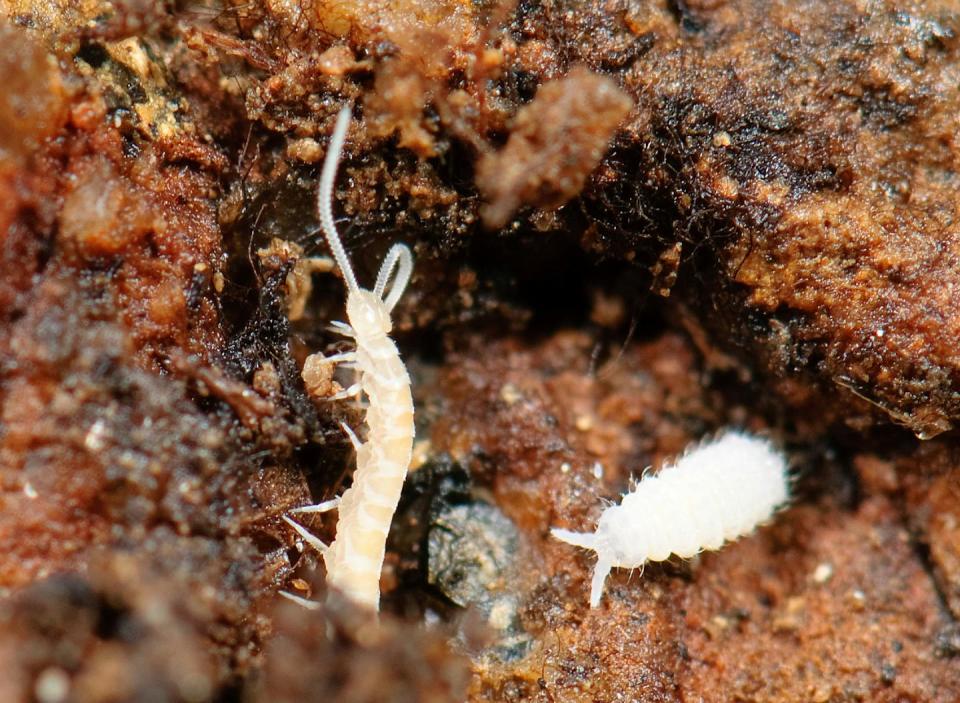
328 320 355 337
290 496 341 514
279 590 323 610
325 351 357 364
283 515 329 553
339 421 362 450
327 383 361 400
590 558 613 609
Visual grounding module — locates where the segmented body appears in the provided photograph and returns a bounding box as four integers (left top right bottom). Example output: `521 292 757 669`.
552 431 789 607
322 296 414 609
283 106 414 611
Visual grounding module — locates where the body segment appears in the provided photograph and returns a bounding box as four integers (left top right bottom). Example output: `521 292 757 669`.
321 320 414 609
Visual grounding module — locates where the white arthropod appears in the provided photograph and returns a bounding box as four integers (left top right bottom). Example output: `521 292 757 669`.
283 106 415 612
552 431 789 608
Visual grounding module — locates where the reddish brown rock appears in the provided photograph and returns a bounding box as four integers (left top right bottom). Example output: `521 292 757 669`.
2 1 960 701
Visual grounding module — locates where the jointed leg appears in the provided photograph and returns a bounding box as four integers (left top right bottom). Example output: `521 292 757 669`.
328 320 355 337
327 383 361 401
283 515 329 553
339 421 362 451
325 351 356 364
290 496 341 514
279 590 323 610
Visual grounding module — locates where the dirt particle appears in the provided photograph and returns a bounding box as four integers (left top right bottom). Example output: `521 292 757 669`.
0 23 65 163
60 158 158 258
477 66 632 228
34 667 70 703
286 137 324 164
499 383 522 405
812 562 834 584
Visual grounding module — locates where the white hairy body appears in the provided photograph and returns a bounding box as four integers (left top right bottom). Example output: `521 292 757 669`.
284 107 414 611
552 431 789 608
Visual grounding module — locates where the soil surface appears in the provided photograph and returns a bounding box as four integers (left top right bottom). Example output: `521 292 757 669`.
1 1 959 701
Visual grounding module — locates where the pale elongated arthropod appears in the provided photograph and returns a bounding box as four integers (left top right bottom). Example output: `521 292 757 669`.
283 106 415 612
552 431 789 608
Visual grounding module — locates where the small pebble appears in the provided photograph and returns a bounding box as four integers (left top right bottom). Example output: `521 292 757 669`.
812 562 834 584
849 589 866 611
35 668 70 703
575 414 594 431
592 462 604 480
499 383 522 405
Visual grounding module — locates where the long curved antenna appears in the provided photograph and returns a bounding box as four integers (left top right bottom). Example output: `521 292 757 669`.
318 106 359 294
373 243 413 311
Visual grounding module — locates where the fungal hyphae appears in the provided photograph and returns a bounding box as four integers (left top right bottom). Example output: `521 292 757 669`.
552 431 789 607
283 106 415 612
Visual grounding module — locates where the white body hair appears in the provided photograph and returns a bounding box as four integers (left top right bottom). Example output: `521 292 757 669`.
552 431 789 608
283 107 414 611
